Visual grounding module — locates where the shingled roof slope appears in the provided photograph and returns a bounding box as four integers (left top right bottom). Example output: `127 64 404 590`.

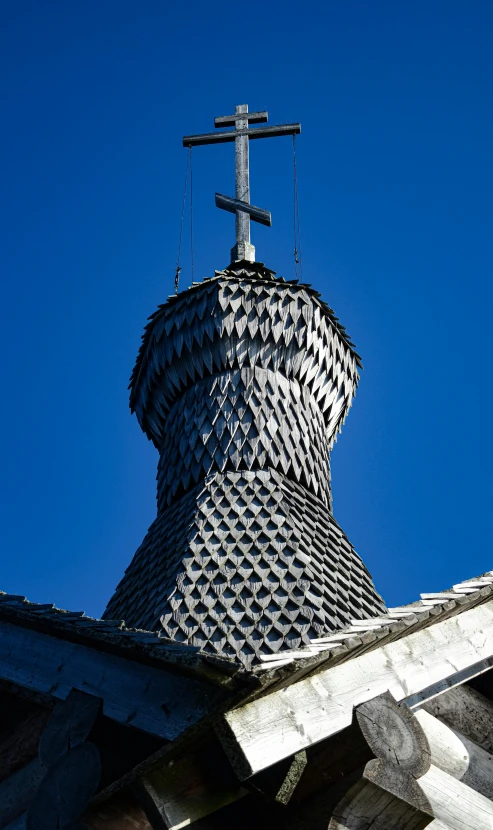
2 568 491 695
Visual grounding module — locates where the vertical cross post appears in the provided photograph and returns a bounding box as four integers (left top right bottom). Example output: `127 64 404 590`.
234 104 254 263
183 105 301 265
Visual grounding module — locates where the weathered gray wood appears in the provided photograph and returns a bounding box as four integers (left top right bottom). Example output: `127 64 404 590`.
418 764 493 829
182 123 301 146
215 194 272 227
219 599 493 777
422 684 493 755
330 758 493 830
363 759 433 814
356 693 430 777
214 111 268 127
328 777 431 830
133 741 247 830
183 104 301 262
0 760 43 828
415 709 493 799
0 620 223 741
39 689 101 769
405 655 493 709
26 743 101 830
246 751 307 805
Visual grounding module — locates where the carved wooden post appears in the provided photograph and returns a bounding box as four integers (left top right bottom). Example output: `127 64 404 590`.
328 692 435 830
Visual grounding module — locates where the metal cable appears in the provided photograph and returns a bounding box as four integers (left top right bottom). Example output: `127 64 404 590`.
175 146 191 294
190 146 195 281
293 135 303 280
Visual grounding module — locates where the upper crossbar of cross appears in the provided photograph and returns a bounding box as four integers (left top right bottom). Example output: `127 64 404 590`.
183 104 301 263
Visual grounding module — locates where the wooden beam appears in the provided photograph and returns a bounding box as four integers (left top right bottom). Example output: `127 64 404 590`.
132 740 247 830
418 764 493 829
0 620 226 741
218 599 493 777
422 684 493 755
328 777 432 830
182 123 301 147
328 758 493 830
355 692 430 778
415 709 493 800
405 655 493 708
215 194 272 227
82 788 153 830
214 111 268 127
246 751 307 806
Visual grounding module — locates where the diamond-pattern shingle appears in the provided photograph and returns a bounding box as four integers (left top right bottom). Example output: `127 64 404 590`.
104 261 385 667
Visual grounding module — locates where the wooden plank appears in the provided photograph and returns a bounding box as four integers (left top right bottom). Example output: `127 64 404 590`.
418 764 493 829
218 599 493 777
328 780 431 830
405 655 493 708
0 621 225 742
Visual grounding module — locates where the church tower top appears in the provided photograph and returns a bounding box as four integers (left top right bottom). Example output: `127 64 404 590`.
182 104 301 263
104 108 385 667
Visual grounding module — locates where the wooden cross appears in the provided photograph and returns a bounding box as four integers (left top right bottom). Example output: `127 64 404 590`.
183 104 301 263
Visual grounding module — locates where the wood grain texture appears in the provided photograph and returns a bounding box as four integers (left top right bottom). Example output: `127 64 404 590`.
219 599 493 776
422 685 493 755
356 693 430 777
328 777 432 830
133 740 246 830
0 620 225 741
415 709 493 799
246 751 307 805
418 764 493 829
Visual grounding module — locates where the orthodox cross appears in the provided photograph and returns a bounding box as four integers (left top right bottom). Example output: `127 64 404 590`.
183 105 301 263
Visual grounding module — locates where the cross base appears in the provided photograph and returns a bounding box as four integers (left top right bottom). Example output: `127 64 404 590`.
231 240 255 263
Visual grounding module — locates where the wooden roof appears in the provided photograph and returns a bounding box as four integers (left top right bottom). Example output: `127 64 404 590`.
2 570 493 829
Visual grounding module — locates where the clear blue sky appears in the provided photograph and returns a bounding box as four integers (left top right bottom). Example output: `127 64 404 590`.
1 0 492 619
